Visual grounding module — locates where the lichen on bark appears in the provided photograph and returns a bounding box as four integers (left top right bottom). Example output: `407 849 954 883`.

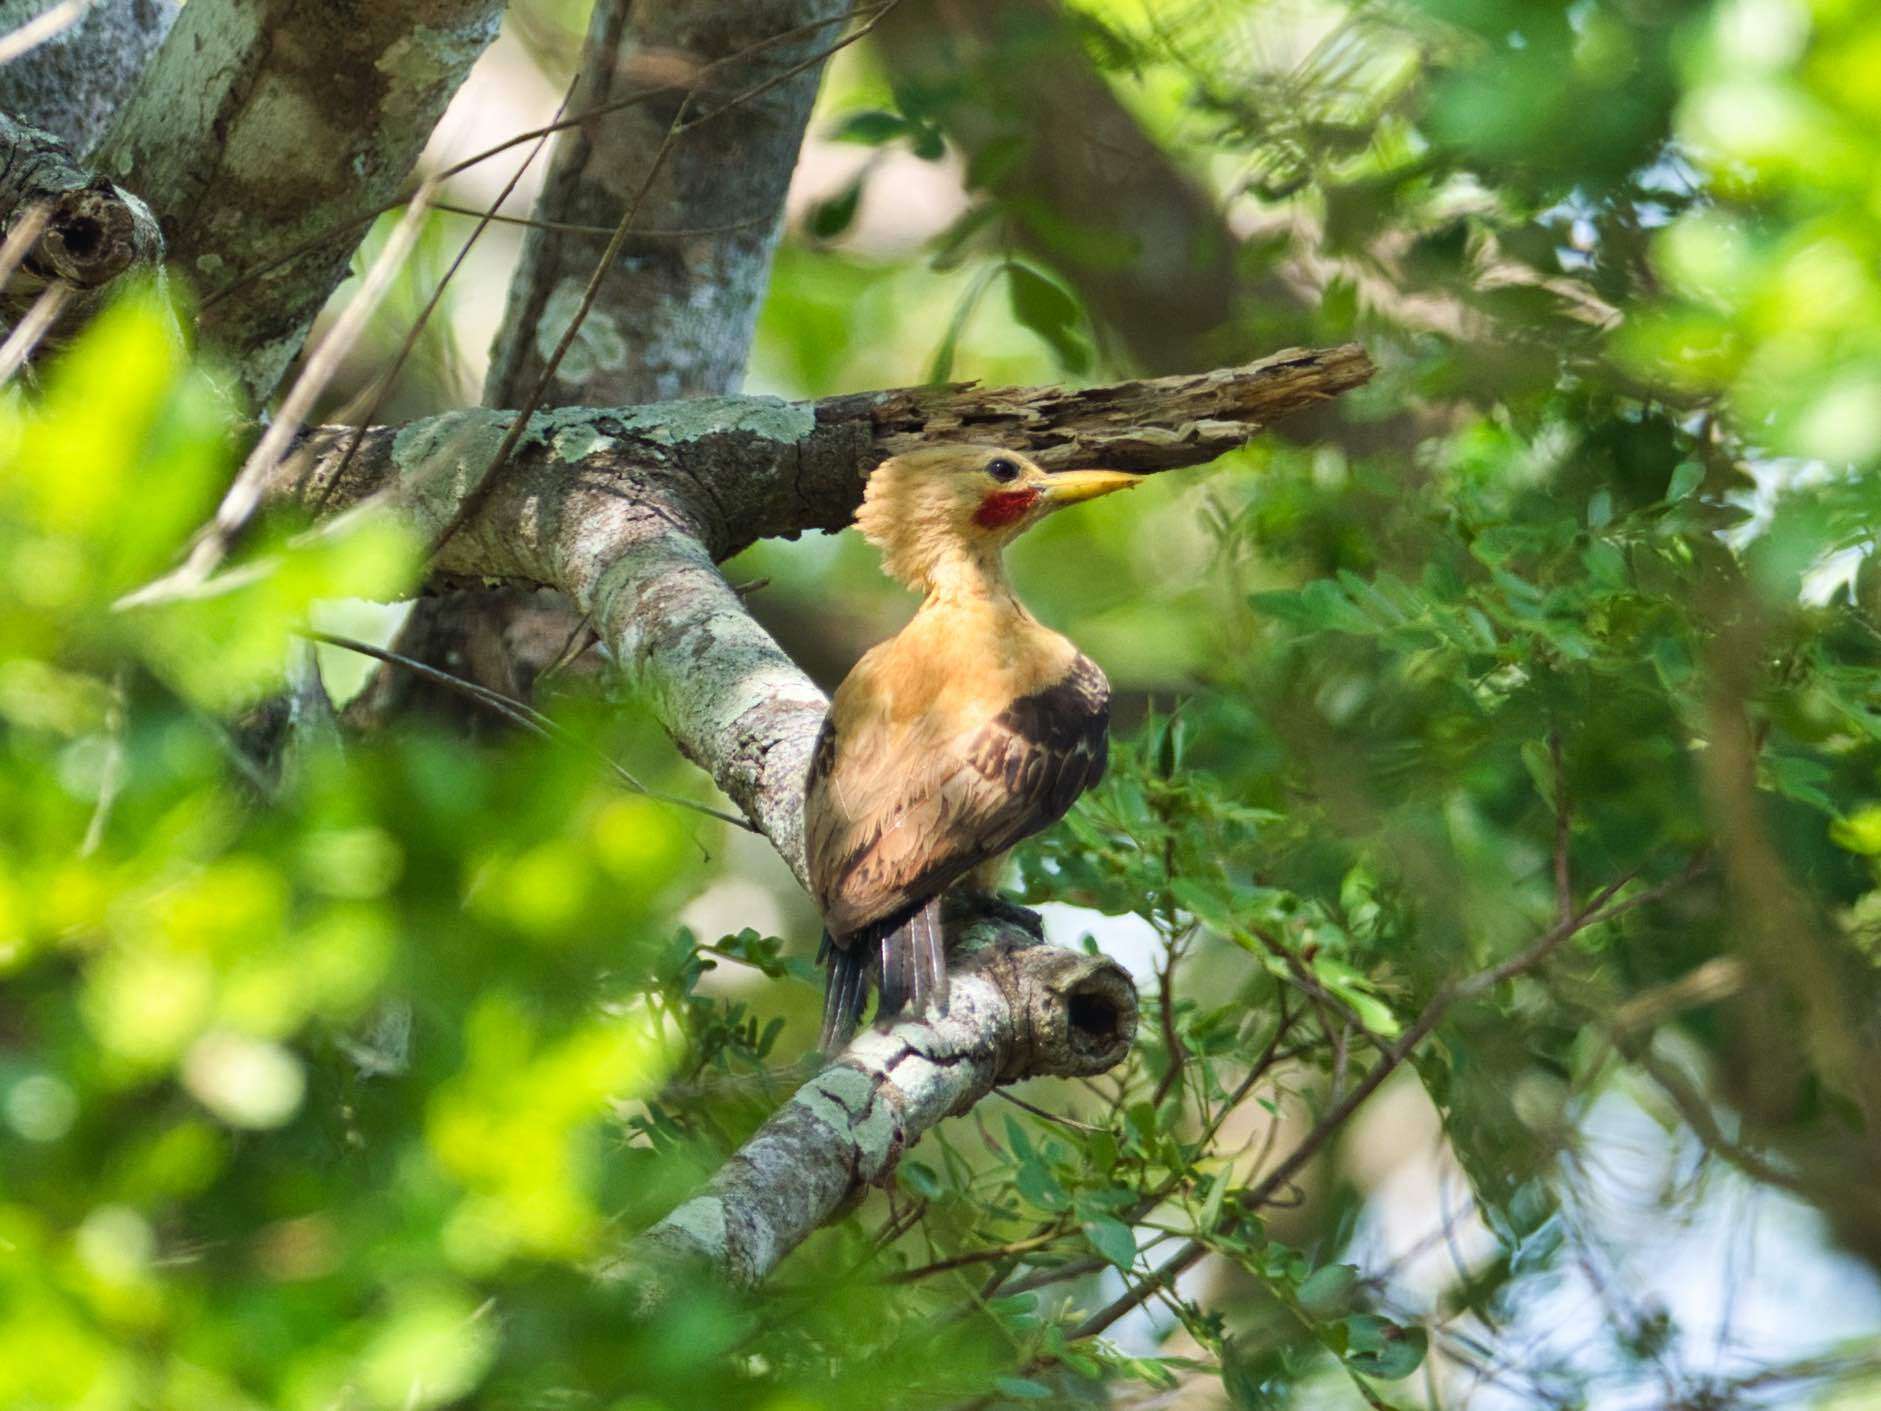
97 0 507 405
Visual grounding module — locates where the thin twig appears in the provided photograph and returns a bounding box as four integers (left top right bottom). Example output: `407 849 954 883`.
0 282 67 383
121 183 441 607
1149 933 1188 1106
992 1087 1107 1133
886 1228 1070 1284
432 200 768 240
0 205 50 291
304 629 758 832
318 79 579 508
1058 856 1708 1347
0 0 89 66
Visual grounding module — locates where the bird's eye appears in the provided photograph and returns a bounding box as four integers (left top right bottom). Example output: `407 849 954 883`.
986 457 1020 483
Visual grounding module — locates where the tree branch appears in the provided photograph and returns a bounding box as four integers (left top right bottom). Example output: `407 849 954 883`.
261 344 1371 860
284 342 1376 559
97 0 506 404
625 924 1138 1290
0 108 161 329
373 0 854 727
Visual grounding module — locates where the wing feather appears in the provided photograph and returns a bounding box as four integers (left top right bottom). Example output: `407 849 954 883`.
807 655 1110 940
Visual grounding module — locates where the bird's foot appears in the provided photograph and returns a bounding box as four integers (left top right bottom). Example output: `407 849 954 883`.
950 890 1047 940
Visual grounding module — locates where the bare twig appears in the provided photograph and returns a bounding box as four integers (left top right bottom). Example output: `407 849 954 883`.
433 200 767 240
0 281 67 382
0 0 90 66
303 629 758 833
0 205 49 291
1149 939 1188 1106
122 184 440 606
319 81 579 505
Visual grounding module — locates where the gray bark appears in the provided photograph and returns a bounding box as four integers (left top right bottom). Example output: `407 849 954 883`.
290 344 1375 562
629 926 1137 1288
484 0 842 409
0 109 161 326
0 0 177 157
96 0 506 406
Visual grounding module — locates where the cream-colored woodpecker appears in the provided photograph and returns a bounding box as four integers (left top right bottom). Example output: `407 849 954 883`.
804 444 1141 1049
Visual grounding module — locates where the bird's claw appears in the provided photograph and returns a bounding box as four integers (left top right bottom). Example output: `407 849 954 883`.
953 891 1046 940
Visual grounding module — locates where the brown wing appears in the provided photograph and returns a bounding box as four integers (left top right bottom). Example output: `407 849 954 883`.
805 655 1110 942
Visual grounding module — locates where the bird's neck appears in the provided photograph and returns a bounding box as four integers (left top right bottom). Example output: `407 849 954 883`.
917 541 1023 615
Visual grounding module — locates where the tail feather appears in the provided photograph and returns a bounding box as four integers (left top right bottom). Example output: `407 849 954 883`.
915 902 947 1018
819 933 868 1053
878 896 945 1023
819 897 951 1053
879 924 908 1018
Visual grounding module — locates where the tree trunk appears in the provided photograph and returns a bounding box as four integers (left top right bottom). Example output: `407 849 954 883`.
98 0 507 405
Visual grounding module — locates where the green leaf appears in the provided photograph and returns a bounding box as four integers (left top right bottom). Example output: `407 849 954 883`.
1006 262 1092 374
830 109 909 145
807 178 863 240
909 121 947 160
1169 876 1242 934
1521 738 1559 813
1083 1215 1137 1270
965 135 1025 189
1766 753 1836 814
1344 1316 1428 1380
1665 460 1704 502
1003 1114 1037 1162
1831 806 1881 855
1199 1167 1230 1232
1015 1161 1069 1213
1295 1263 1360 1318
1157 712 1187 778
926 262 1003 384
994 1377 1052 1399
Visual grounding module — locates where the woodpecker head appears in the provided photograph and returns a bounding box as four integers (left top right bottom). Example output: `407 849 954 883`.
855 445 1143 592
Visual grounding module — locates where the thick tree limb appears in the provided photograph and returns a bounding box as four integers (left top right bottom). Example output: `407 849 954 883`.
0 0 177 158
628 925 1138 1288
97 0 506 404
285 343 1375 560
0 109 161 324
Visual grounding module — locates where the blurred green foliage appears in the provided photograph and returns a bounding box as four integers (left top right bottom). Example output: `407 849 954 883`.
8 0 1881 1407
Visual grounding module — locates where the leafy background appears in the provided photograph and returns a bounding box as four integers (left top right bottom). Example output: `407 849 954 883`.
5 0 1881 1407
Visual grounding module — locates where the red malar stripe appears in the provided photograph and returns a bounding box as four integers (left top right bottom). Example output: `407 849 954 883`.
973 487 1041 527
